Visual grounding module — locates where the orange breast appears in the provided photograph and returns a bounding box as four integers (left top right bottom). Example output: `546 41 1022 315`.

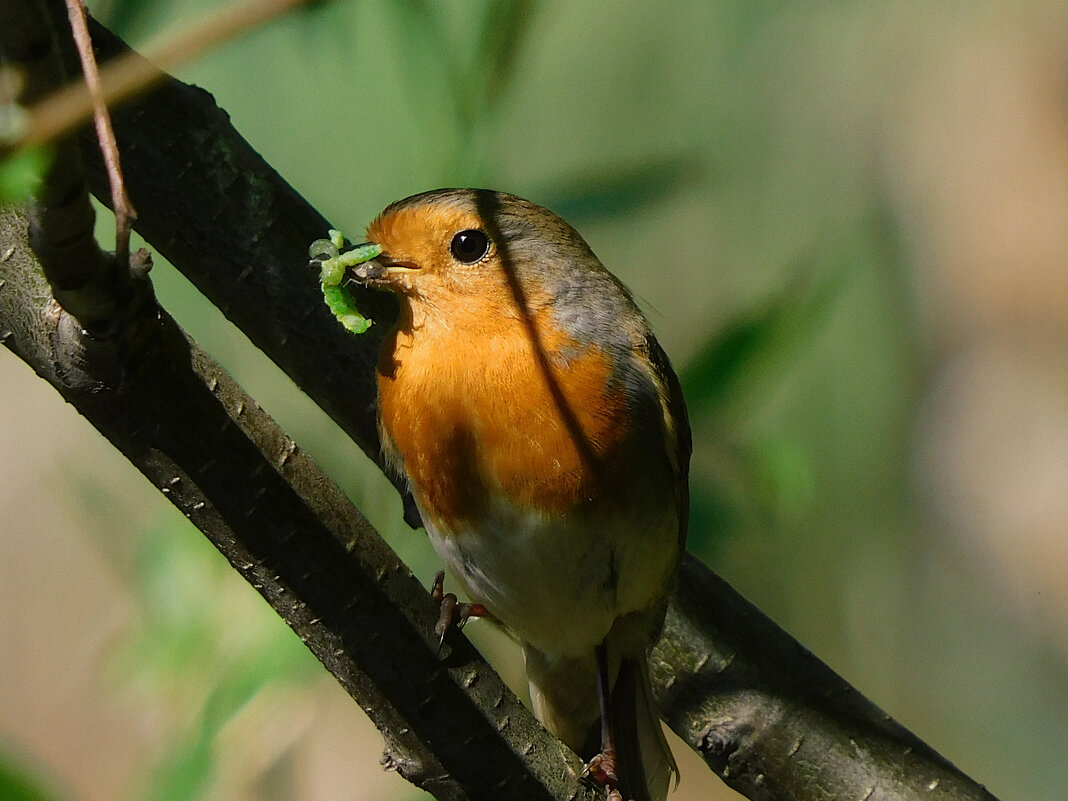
377 306 634 530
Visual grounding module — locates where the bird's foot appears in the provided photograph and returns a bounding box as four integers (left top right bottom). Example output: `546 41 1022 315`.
582 748 623 801
431 570 490 651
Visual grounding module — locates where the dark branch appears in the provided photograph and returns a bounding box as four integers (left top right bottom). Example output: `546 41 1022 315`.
656 556 998 800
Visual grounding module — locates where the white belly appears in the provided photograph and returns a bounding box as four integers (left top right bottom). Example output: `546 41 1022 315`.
423 496 678 657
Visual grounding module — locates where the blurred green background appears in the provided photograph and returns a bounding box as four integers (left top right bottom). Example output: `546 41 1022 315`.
3 1 1068 800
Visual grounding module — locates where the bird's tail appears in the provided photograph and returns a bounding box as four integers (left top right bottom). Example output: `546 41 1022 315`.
525 647 676 801
611 655 676 801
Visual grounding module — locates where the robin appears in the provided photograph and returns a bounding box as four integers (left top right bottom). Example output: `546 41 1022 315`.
351 188 690 801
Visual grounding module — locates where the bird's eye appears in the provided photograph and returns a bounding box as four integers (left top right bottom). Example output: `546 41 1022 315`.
449 229 490 264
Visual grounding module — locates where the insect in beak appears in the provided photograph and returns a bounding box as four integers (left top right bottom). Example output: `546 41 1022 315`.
349 256 388 284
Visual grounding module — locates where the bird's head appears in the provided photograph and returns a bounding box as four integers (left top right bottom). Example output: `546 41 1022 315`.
351 188 606 327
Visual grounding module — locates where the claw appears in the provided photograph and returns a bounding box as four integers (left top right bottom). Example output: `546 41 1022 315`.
430 570 490 653
582 749 619 787
582 753 626 800
435 592 457 652
431 570 447 604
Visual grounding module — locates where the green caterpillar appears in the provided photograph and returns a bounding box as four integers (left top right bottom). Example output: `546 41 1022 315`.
309 229 381 335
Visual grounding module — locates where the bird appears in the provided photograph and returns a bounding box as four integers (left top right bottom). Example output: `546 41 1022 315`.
350 188 691 801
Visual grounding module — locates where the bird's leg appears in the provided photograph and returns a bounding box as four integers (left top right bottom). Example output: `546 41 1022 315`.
431 570 491 651
581 643 623 801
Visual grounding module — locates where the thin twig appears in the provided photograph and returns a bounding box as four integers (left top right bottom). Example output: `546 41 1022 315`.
65 0 134 265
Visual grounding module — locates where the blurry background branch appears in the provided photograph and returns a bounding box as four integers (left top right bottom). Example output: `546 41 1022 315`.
6 0 312 150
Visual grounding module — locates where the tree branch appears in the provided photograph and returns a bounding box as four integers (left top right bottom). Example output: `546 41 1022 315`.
656 556 997 800
1 6 1001 801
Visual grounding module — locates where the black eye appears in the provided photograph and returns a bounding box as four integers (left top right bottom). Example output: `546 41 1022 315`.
450 229 490 263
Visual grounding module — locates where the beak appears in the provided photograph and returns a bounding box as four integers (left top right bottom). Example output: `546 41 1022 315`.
350 256 387 284
349 251 420 289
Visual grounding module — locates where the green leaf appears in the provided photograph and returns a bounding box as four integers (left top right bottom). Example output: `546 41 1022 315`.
535 153 703 227
95 0 160 40
681 267 842 418
0 754 58 801
0 147 49 203
475 0 537 107
686 482 740 553
386 0 456 88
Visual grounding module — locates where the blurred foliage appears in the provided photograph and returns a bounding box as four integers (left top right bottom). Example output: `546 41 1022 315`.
535 153 705 228
1 64 49 200
0 753 59 801
681 272 841 419
3 1 1063 800
108 519 322 801
0 148 49 204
